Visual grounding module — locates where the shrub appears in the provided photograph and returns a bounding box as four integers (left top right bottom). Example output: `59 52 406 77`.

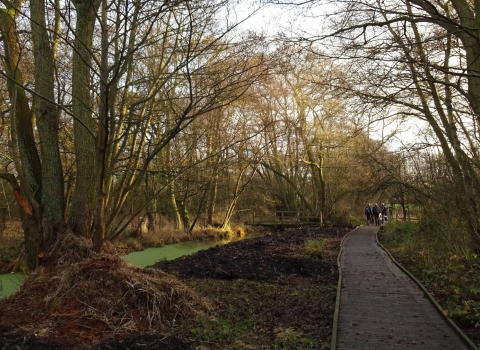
305 238 327 260
382 220 419 248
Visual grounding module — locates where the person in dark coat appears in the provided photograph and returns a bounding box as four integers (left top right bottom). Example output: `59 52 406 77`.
372 203 380 226
365 203 372 225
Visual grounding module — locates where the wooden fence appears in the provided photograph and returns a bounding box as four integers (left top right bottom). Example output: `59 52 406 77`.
246 211 321 230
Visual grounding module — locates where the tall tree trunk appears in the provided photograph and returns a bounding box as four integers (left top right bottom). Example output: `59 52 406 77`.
92 0 109 251
30 0 65 246
168 180 183 229
206 176 218 225
0 6 42 204
205 115 220 225
164 111 183 229
302 154 326 226
1 5 44 271
178 201 191 229
221 162 260 229
68 0 101 236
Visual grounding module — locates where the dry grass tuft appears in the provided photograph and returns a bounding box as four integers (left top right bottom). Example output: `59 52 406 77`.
191 227 230 239
232 225 246 238
46 231 95 266
121 225 248 252
0 221 26 273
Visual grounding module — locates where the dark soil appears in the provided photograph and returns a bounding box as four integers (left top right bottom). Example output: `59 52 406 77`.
152 229 337 280
0 226 348 349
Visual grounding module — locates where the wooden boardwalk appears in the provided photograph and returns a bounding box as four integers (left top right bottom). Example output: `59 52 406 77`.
334 225 475 350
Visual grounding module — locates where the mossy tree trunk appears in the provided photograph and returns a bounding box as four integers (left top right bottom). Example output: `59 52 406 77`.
30 0 66 247
1 1 64 270
67 0 100 238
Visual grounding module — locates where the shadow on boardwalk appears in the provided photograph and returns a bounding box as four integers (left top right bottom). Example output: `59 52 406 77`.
335 225 474 350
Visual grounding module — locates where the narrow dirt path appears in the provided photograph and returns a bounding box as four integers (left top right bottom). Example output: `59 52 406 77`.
336 225 472 350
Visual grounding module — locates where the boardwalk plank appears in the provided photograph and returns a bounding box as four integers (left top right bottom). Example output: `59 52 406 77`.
336 225 471 350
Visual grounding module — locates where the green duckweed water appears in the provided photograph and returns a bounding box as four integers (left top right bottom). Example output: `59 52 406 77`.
122 237 242 268
0 273 25 299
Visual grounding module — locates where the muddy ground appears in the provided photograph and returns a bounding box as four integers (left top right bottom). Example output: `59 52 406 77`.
0 226 348 349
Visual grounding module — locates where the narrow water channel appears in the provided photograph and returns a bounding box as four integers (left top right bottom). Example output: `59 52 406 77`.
0 273 25 300
122 236 243 268
0 234 254 299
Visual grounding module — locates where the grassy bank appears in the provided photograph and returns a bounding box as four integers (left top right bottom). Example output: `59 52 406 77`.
115 224 256 258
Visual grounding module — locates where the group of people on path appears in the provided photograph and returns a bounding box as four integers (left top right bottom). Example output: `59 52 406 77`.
364 203 391 226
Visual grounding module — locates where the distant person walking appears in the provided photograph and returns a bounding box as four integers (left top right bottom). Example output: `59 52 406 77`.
364 204 372 225
372 203 380 226
381 203 388 222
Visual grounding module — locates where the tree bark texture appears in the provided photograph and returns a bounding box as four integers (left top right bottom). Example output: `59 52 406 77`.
68 0 101 237
30 0 66 246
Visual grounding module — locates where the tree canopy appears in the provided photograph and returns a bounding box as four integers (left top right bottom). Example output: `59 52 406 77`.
0 0 479 271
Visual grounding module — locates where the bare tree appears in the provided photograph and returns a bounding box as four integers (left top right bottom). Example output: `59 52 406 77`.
287 0 480 249
0 0 265 269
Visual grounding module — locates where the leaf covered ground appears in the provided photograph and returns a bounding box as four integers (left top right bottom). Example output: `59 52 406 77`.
0 227 348 349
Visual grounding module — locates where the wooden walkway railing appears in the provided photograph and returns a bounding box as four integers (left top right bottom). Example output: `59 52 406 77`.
246 211 320 229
